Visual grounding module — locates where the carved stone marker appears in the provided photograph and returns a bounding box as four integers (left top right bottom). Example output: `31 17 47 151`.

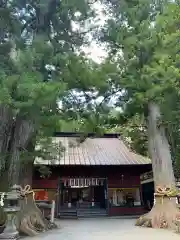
0 186 20 239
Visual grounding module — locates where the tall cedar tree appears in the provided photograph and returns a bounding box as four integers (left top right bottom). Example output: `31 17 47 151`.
100 0 180 229
0 0 101 236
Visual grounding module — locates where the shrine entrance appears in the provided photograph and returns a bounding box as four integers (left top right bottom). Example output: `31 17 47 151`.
59 177 108 210
140 171 154 210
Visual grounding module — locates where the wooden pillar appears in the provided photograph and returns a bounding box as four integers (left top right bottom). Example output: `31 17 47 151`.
50 200 55 223
68 188 72 208
106 177 110 214
59 180 62 206
91 186 94 207
139 184 144 206
135 187 141 206
56 177 61 216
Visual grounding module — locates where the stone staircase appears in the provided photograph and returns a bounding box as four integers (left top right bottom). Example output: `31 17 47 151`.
58 208 78 219
58 207 107 219
77 208 107 218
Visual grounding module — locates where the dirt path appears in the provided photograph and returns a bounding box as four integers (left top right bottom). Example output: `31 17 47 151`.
26 218 180 240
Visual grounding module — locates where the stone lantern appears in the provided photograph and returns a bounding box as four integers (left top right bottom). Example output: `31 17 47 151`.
0 186 20 239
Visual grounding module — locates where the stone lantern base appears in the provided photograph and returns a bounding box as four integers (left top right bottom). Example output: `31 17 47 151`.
0 231 19 240
0 186 21 239
0 207 20 240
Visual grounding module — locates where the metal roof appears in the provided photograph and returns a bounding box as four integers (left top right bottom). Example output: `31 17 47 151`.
35 136 151 166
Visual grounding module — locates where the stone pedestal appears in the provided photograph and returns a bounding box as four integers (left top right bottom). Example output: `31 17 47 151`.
0 233 19 239
0 207 20 240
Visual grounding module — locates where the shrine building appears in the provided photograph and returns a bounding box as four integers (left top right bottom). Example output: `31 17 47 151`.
33 132 153 217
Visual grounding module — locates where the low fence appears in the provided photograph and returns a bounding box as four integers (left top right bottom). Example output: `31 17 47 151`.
36 200 55 222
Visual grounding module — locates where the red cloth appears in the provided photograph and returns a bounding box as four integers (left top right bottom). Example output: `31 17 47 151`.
35 190 48 200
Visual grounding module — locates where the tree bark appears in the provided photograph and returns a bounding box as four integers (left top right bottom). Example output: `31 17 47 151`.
0 105 14 191
0 105 14 173
8 118 35 186
0 117 57 236
19 160 34 187
0 102 57 236
148 102 175 188
136 102 180 230
19 140 36 187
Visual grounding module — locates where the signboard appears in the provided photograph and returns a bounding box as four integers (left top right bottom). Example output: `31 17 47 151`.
62 178 104 188
140 171 153 184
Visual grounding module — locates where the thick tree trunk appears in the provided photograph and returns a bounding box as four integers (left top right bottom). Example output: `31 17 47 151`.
19 140 36 187
0 105 14 173
8 118 35 186
19 160 33 187
148 102 175 188
0 105 14 191
7 121 57 236
136 102 180 230
0 108 57 235
17 187 50 236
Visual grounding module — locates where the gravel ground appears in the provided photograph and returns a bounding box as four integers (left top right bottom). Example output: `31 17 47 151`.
26 218 180 240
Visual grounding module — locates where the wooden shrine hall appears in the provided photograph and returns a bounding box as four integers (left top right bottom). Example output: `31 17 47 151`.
33 132 152 217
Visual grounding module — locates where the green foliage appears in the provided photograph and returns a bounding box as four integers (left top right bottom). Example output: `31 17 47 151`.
108 114 148 156
0 0 101 181
97 0 180 176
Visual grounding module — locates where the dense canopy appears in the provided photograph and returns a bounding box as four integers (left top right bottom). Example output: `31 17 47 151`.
1 0 180 233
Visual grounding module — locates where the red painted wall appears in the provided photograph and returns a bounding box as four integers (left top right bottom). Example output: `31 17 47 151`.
108 175 140 188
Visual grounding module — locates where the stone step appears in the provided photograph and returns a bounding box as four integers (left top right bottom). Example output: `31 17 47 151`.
77 210 107 213
77 211 107 215
77 208 106 212
77 209 107 218
77 212 108 218
58 209 77 219
78 215 107 218
58 208 107 219
59 209 77 213
59 215 78 219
